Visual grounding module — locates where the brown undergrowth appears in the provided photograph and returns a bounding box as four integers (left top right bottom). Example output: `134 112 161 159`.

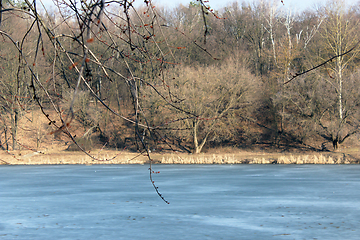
1 110 360 165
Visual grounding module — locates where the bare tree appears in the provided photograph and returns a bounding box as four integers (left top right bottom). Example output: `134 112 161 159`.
269 8 323 146
313 0 360 149
280 0 360 150
0 9 39 150
143 57 259 153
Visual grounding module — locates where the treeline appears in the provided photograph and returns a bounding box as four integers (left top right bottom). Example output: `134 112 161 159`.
0 0 360 153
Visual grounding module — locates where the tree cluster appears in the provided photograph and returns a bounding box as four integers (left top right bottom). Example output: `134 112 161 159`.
0 0 360 155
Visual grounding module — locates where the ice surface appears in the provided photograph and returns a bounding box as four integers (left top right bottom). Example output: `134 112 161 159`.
1 164 360 239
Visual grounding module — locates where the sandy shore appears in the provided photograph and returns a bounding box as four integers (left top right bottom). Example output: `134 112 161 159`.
0 149 359 165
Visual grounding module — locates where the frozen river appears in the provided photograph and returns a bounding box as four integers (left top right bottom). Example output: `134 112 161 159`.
1 164 360 239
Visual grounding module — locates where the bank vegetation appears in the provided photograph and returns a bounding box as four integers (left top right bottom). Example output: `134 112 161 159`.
1 0 360 164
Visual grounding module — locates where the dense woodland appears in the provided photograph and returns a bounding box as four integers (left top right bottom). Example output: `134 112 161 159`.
0 0 360 154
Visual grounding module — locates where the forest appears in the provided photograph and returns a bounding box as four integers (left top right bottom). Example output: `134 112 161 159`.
0 0 360 155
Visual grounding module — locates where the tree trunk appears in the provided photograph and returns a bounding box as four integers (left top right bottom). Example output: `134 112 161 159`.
12 109 19 150
338 62 343 120
332 138 338 150
193 120 200 154
4 127 8 151
193 120 210 154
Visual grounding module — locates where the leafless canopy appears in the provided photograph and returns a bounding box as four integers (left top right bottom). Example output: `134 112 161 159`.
0 0 227 203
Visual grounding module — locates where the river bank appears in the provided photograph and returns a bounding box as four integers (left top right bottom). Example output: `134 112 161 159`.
0 148 359 165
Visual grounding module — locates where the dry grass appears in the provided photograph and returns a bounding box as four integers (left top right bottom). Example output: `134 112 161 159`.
160 153 355 164
1 148 359 165
0 149 148 165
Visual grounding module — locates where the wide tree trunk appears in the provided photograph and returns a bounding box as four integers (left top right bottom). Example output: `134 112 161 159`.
192 120 210 154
